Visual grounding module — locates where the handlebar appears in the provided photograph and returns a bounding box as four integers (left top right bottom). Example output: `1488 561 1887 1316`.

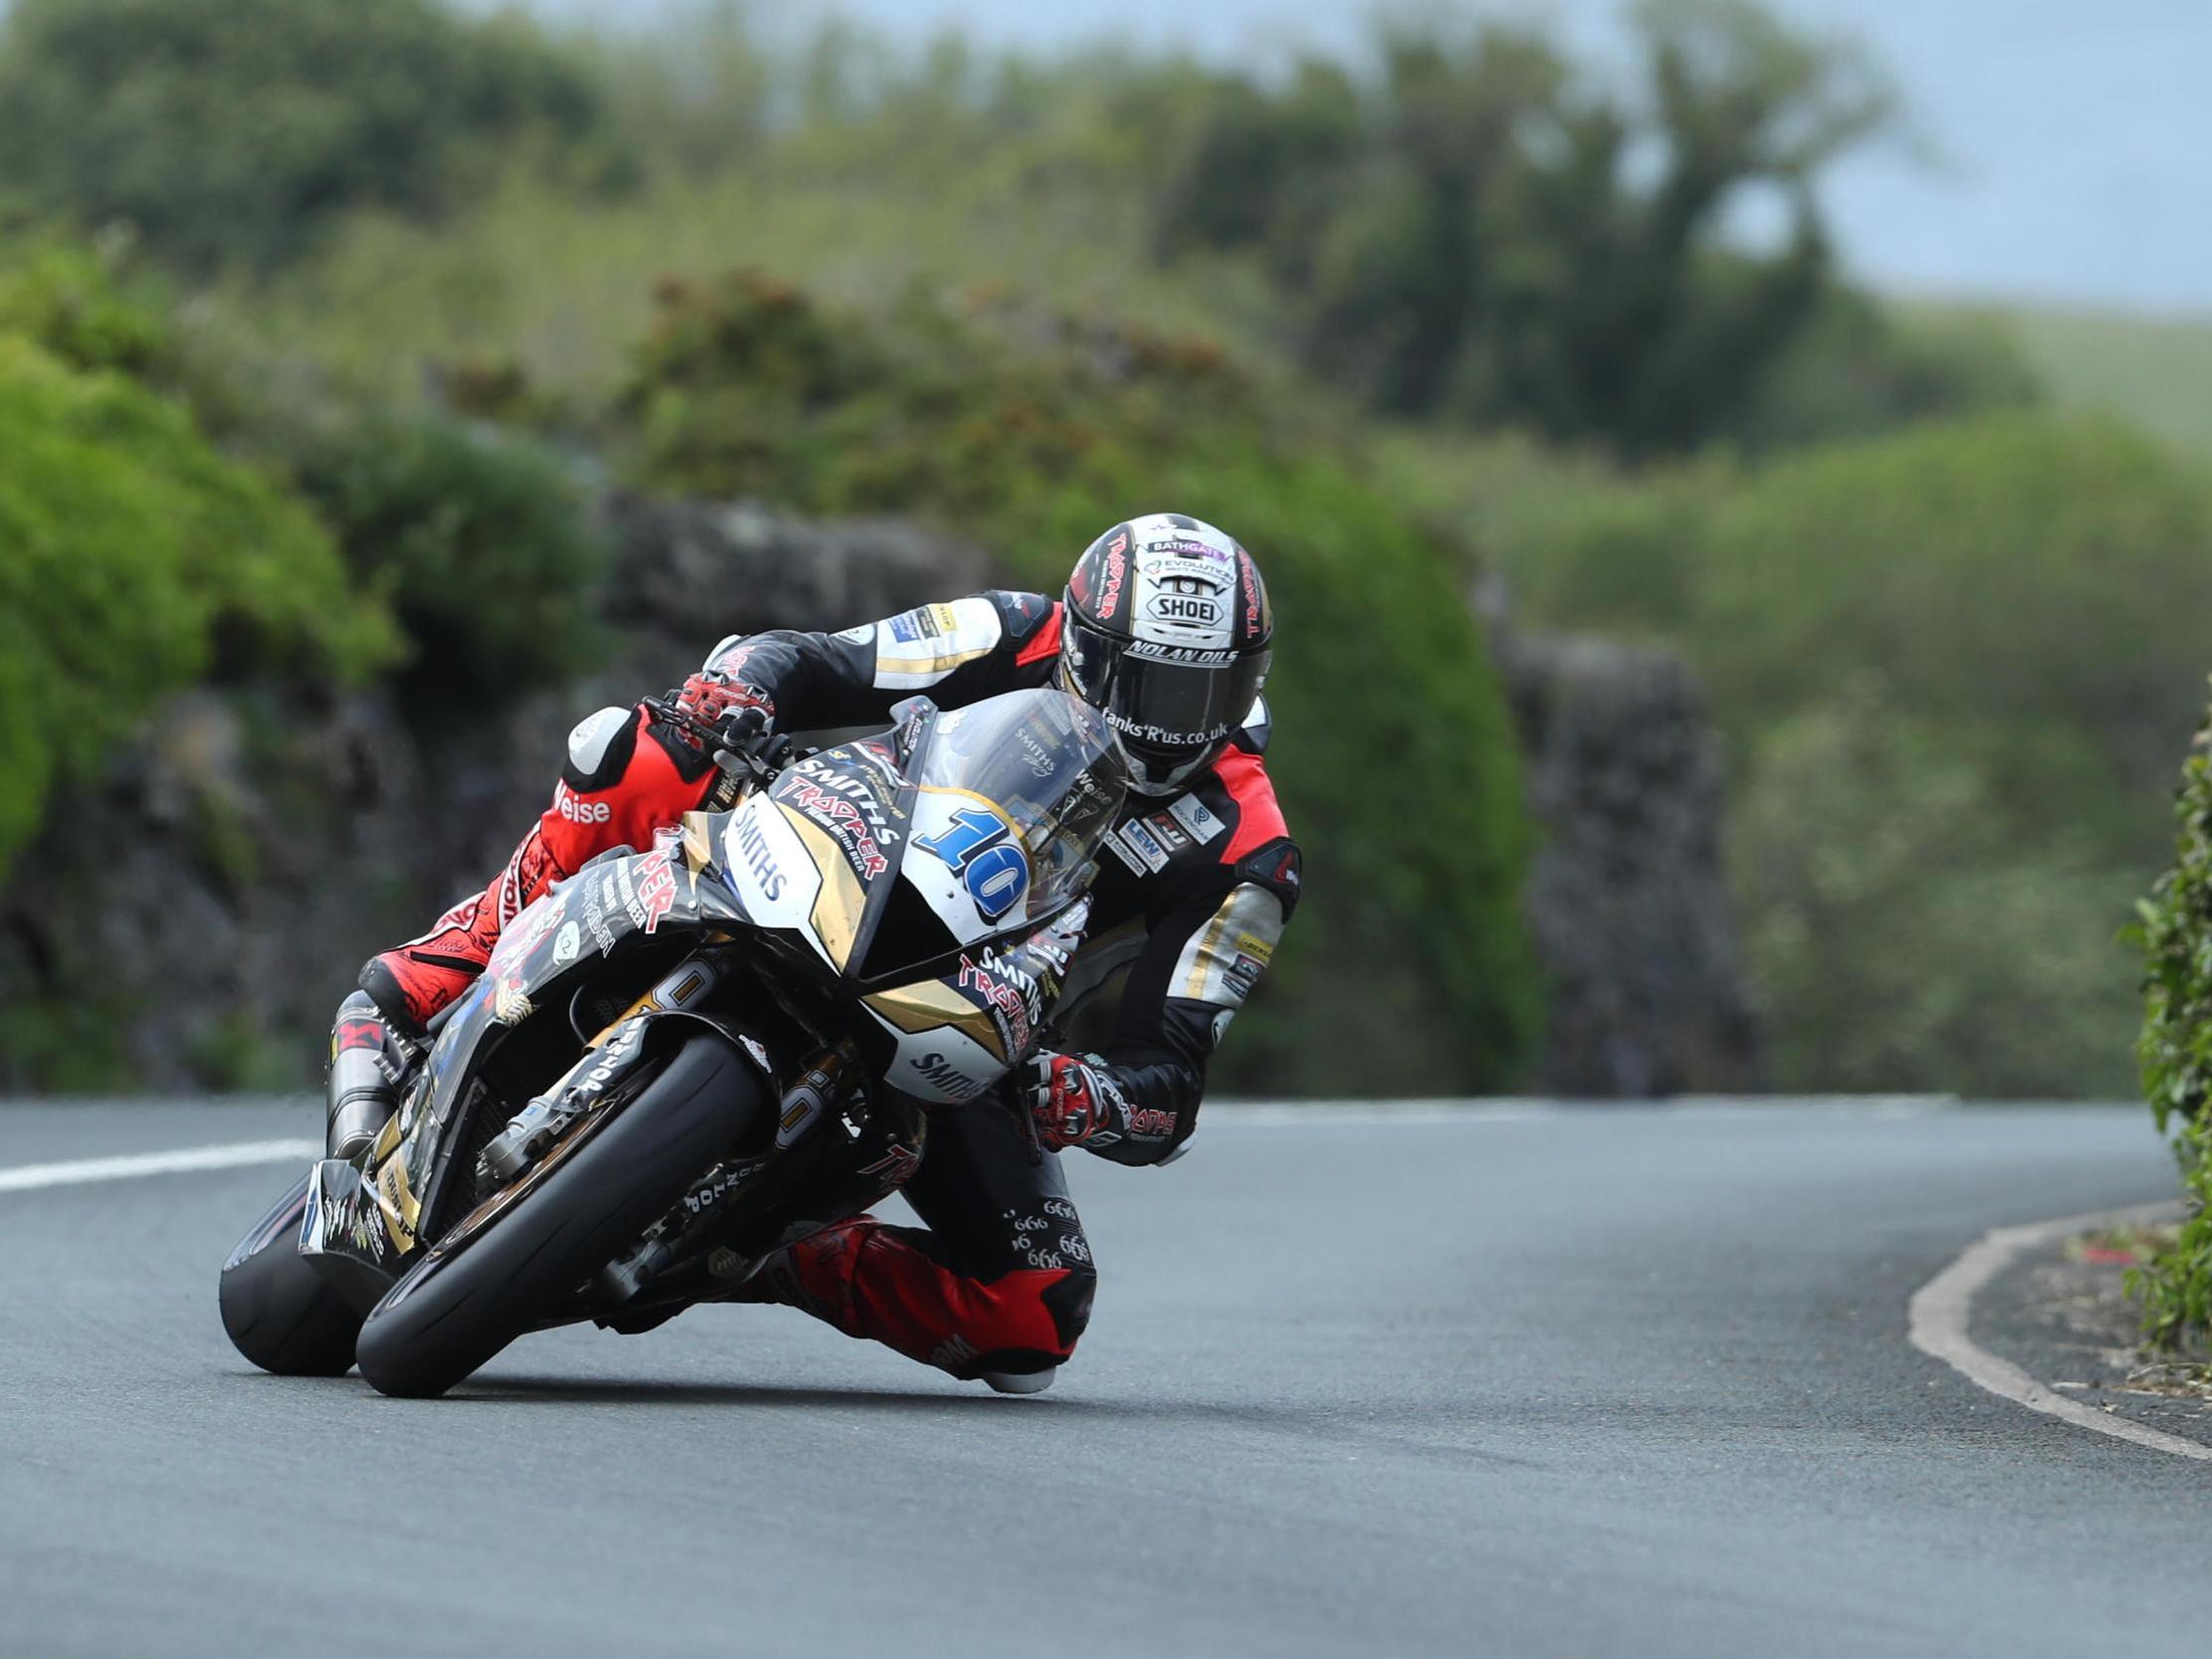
640 693 801 792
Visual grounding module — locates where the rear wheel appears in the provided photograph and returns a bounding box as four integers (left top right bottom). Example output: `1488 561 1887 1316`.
354 1033 764 1398
218 1173 362 1376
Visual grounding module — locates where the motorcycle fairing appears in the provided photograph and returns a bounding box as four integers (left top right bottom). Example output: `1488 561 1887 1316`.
382 846 751 1248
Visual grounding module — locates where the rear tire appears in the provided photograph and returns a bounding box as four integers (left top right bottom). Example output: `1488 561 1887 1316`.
219 1173 363 1376
355 1033 763 1399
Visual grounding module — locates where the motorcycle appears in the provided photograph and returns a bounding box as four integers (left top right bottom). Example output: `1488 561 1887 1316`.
218 687 1127 1397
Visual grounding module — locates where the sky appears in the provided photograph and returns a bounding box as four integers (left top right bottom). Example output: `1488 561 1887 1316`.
526 0 2210 314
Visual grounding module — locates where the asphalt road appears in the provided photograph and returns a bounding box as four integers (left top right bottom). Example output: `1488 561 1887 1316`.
1 1098 2201 1658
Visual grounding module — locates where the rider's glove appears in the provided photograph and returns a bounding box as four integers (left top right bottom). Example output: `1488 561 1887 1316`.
1023 1051 1126 1151
674 672 776 750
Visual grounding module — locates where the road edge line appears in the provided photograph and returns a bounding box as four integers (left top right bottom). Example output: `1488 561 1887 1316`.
0 1139 319 1194
1907 1199 2209 1463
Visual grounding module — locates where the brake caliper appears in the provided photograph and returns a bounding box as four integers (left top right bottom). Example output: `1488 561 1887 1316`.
477 1016 651 1187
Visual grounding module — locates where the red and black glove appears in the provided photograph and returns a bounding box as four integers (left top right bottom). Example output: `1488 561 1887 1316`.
673 672 776 751
1024 1051 1126 1151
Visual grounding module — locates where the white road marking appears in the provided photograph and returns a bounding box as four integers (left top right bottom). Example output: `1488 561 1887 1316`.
1205 1102 1560 1128
0 1096 1962 1197
0 1140 319 1194
1907 1200 2211 1463
1204 1096 1958 1127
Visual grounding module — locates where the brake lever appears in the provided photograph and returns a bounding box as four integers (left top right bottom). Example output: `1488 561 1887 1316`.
1007 1052 1044 1166
643 694 789 790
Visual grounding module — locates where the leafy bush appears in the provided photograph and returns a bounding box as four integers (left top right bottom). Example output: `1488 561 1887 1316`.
1511 414 2212 832
2128 693 2212 1349
0 333 396 882
0 0 608 274
0 237 181 385
618 275 1541 1094
282 413 609 716
1474 412 2212 1095
1735 680 2136 1095
1724 288 2041 452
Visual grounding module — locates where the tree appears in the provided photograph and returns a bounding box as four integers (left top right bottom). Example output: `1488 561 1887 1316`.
1149 1 1899 455
0 0 605 274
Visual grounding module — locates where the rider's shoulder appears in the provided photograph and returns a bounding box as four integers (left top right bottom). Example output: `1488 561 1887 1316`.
1230 693 1273 756
879 591 1057 665
979 588 1057 630
1118 717 1294 872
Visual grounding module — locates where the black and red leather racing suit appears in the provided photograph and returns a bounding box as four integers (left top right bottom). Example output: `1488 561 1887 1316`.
502 590 1300 1381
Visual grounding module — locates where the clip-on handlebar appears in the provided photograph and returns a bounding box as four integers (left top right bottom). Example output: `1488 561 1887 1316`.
639 694 798 795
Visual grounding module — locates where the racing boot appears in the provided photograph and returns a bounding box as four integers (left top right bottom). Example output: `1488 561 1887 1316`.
325 990 418 1158
358 887 502 1035
358 822 568 1033
727 1220 1072 1394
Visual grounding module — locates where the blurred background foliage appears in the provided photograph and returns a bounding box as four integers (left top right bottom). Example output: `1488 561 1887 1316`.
0 246 398 880
0 0 2206 1098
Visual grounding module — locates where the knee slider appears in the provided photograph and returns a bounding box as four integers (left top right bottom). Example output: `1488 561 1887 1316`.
1038 1260 1096 1353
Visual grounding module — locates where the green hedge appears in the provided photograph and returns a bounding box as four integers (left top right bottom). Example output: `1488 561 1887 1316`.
1477 412 2212 1096
280 411 608 716
2130 692 2212 1349
0 332 394 883
619 276 1541 1094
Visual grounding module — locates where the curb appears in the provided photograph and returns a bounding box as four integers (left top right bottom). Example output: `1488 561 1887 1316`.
1907 1199 2208 1463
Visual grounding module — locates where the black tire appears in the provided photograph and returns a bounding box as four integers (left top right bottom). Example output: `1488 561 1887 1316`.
354 1033 763 1398
218 1172 363 1376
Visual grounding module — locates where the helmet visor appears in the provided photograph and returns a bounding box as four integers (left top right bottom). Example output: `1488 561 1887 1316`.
1065 617 1267 757
1109 653 1262 750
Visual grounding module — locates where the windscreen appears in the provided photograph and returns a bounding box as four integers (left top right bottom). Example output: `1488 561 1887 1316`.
916 691 1129 920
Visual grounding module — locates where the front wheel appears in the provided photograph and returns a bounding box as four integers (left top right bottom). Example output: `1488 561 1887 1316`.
354 1033 765 1398
219 1172 363 1376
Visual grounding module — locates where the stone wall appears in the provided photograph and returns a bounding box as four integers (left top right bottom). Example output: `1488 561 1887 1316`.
1498 630 1764 1096
0 495 1761 1095
0 499 990 1092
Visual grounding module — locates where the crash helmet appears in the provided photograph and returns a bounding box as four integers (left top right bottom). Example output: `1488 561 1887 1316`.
1058 513 1273 795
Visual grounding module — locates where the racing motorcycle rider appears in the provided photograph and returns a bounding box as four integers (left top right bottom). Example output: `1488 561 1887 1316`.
327 512 1300 1394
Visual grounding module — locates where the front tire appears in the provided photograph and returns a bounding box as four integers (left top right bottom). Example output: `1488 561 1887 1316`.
219 1173 363 1376
354 1033 764 1398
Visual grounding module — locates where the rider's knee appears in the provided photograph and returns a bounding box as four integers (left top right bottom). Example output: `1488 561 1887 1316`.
1038 1259 1096 1357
